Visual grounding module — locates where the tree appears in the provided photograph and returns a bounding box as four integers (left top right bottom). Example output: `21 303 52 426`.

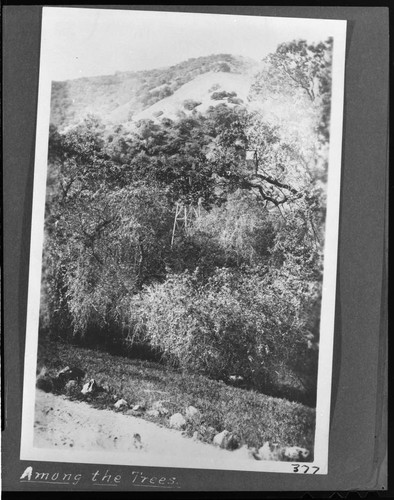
42 118 174 342
204 106 307 209
263 39 333 103
250 38 333 149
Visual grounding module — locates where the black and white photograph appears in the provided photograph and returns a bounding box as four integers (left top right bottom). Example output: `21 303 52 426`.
20 7 346 474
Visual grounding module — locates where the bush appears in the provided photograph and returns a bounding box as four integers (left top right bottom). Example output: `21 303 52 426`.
190 190 275 268
183 99 202 111
40 182 174 343
215 62 231 72
128 265 320 398
211 90 237 101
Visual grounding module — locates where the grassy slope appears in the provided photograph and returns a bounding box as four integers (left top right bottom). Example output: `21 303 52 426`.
50 54 259 130
128 71 256 123
37 340 315 455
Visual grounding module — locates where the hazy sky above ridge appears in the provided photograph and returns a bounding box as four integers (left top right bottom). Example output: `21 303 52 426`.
42 8 341 82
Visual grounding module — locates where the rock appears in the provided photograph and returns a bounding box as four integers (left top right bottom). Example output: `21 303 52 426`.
81 379 103 395
192 431 199 441
65 380 79 395
114 399 128 410
132 404 146 412
146 409 160 418
213 430 230 448
282 446 310 461
36 376 53 393
256 442 271 460
152 401 169 415
81 380 93 395
169 413 186 430
185 405 201 422
256 441 283 461
212 430 240 450
223 433 240 451
57 366 86 382
57 365 70 377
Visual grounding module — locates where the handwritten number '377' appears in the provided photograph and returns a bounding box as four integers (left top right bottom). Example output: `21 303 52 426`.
291 464 320 474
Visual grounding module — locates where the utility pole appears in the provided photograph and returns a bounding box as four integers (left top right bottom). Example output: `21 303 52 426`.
245 149 259 175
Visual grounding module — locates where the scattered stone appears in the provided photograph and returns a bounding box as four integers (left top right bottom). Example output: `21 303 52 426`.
255 441 283 461
81 379 103 395
146 409 160 418
169 413 186 430
185 405 201 422
132 404 146 412
81 380 93 395
223 433 240 451
152 401 169 415
64 380 79 395
282 446 310 461
212 430 240 450
36 375 53 393
229 375 244 382
57 366 85 382
114 399 128 410
213 430 230 448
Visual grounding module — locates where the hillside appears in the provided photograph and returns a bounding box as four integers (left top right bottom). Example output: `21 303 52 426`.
50 54 260 130
128 71 259 124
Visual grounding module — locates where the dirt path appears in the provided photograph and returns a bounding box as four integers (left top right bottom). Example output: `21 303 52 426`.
34 390 254 468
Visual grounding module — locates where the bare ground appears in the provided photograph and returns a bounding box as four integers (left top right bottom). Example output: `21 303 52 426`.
34 389 255 467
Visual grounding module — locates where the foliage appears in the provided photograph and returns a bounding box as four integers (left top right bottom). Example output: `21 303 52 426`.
189 190 275 268
211 90 237 100
129 264 320 399
183 99 202 111
42 119 174 340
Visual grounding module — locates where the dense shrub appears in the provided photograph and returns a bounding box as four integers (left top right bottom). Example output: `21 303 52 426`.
215 62 232 72
183 99 202 111
211 90 237 100
191 190 275 267
128 265 320 397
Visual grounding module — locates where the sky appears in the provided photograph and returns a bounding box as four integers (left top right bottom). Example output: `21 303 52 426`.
41 8 341 82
